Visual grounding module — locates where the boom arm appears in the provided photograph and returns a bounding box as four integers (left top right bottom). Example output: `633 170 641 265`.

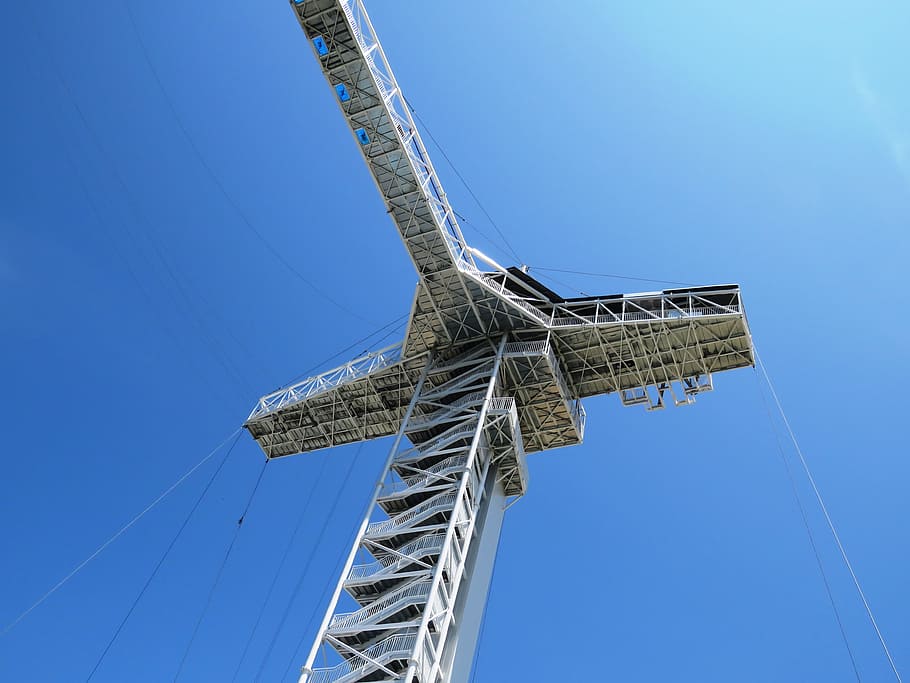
293 0 489 344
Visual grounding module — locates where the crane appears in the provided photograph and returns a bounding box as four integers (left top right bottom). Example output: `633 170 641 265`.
244 1 755 681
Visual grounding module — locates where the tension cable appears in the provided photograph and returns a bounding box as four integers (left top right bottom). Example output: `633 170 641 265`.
756 351 903 683
1 428 242 637
173 457 270 681
85 431 243 681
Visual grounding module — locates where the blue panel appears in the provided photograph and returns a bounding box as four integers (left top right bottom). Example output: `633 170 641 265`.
335 83 351 102
355 128 370 145
312 35 328 56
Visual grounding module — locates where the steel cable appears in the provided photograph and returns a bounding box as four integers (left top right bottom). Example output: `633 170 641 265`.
529 265 696 288
278 448 383 681
123 2 373 325
27 12 255 401
756 350 903 682
403 98 523 266
752 370 862 682
85 432 243 681
251 443 366 681
229 454 332 682
173 458 270 681
1 428 242 637
272 314 409 393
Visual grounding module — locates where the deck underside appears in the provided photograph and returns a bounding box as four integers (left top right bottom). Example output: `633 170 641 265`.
245 284 752 459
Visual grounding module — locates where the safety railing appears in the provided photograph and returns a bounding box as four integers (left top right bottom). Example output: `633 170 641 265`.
488 397 516 414
512 338 577 414
338 0 475 272
503 340 548 356
549 292 743 328
503 339 584 436
458 259 550 325
248 342 403 420
543 344 572 402
380 455 466 498
405 391 486 429
305 632 417 683
330 579 431 631
347 533 445 582
417 361 495 402
397 422 478 462
365 492 457 537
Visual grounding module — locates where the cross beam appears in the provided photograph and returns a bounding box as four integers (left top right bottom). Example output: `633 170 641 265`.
244 2 755 682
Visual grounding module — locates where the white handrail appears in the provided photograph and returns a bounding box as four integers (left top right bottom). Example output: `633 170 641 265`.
307 632 417 683
380 455 467 498
366 492 457 537
338 0 474 271
503 340 548 356
347 533 445 581
550 303 742 328
405 391 486 429
488 397 515 413
248 342 404 420
397 423 477 462
330 580 431 630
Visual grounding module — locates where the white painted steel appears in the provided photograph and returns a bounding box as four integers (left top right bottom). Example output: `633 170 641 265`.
298 340 522 683
443 478 506 683
298 358 434 683
244 2 758 681
244 288 750 456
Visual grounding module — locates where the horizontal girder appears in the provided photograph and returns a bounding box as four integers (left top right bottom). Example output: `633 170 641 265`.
256 2 760 682
245 284 751 458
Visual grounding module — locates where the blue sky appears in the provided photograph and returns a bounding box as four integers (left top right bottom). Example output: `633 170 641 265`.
1 2 908 681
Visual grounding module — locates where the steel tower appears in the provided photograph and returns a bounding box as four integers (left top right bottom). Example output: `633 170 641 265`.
244 2 755 681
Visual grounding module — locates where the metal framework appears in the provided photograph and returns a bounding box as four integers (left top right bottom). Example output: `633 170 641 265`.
244 1 755 681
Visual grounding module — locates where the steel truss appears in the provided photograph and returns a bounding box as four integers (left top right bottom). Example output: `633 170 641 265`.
243 1 758 681
300 338 524 683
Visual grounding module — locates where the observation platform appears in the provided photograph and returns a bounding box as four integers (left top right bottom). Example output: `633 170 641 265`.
245 281 752 459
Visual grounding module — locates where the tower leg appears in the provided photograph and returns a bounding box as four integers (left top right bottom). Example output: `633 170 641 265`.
299 337 524 683
439 474 506 683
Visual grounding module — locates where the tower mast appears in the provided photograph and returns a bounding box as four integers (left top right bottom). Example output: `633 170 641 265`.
244 2 755 681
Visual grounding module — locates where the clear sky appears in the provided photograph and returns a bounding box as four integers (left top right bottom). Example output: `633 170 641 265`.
1 2 908 682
